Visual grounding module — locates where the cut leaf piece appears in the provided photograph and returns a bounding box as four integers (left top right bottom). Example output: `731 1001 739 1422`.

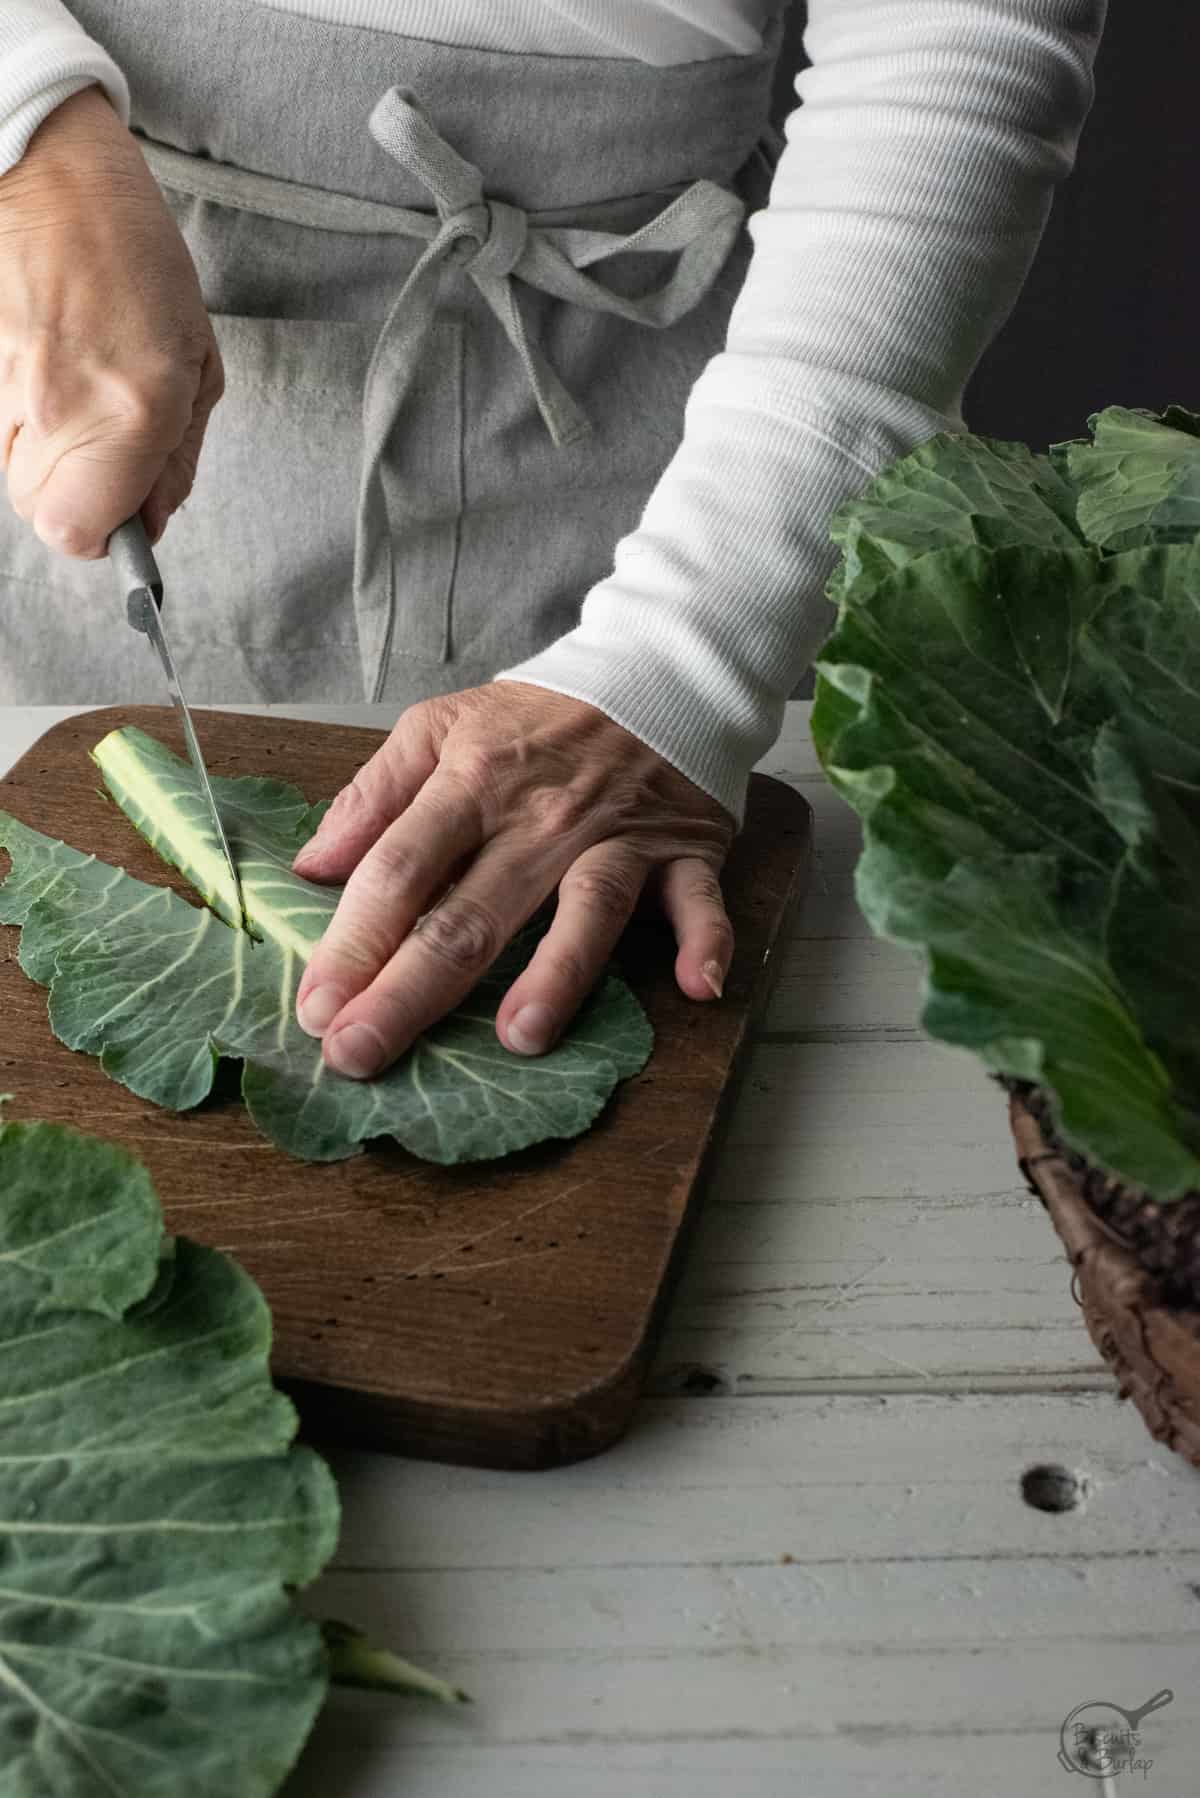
0 1113 339 1797
0 729 652 1163
92 726 330 938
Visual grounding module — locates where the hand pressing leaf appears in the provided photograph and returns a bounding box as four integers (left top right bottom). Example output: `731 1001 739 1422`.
0 728 652 1164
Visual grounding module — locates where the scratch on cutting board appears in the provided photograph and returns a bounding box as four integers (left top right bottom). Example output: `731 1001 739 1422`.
132 1135 271 1151
172 1174 430 1214
402 1178 595 1279
433 1245 564 1278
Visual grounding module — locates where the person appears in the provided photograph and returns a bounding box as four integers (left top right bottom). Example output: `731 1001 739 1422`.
0 0 1105 1081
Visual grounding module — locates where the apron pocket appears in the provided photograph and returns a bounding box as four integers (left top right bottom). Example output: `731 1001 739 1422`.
165 312 375 677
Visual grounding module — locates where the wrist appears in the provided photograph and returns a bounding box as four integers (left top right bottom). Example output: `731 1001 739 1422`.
1 83 141 209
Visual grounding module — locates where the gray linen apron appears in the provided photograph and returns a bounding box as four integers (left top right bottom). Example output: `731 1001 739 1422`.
0 0 784 707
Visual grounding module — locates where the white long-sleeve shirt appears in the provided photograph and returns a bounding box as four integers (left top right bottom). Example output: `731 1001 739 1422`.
0 0 1104 823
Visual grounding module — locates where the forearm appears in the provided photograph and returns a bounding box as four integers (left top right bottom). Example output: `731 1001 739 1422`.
495 0 1107 824
0 0 128 173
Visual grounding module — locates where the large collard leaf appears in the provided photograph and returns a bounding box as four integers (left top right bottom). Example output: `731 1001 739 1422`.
868 847 1194 1202
0 1113 339 1796
813 508 1200 1198
0 729 652 1165
812 540 1119 898
826 429 1083 604
1083 553 1200 1117
1096 721 1200 1126
1074 537 1200 783
1057 405 1200 552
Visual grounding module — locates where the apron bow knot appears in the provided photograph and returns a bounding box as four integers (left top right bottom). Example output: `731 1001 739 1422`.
349 86 746 695
147 86 745 698
463 199 529 284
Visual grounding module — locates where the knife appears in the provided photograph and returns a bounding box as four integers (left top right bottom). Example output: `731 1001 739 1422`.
108 514 249 933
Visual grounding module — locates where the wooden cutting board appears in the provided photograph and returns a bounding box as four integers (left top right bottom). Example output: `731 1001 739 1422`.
0 706 811 1469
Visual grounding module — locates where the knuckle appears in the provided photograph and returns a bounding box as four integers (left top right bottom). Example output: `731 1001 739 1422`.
370 833 426 889
324 775 372 830
336 879 403 955
562 861 641 921
106 362 187 441
681 867 727 910
529 785 590 842
414 895 500 971
541 941 589 992
444 749 495 812
311 928 387 984
111 386 164 440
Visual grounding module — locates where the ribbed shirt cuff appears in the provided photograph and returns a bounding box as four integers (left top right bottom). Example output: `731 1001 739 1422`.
493 354 956 828
0 29 129 174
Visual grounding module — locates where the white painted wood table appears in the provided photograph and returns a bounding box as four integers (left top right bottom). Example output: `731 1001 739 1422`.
3 700 1199 1798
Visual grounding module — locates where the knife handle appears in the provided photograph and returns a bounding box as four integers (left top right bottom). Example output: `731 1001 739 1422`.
109 514 163 634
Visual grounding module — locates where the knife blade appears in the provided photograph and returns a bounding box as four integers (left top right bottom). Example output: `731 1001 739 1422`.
108 514 250 934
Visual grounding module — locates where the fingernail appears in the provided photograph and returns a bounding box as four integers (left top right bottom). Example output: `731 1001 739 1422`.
297 984 344 1036
325 1022 387 1079
701 960 725 999
507 1002 556 1056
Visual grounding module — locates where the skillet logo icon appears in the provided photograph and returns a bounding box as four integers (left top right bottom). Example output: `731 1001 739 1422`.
1058 1687 1173 1778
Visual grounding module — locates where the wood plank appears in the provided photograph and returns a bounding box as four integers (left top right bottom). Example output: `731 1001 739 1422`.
0 704 811 1470
290 1638 1196 1753
697 1037 1022 1204
278 1392 1200 1789
312 1554 1200 1657
284 1732 1183 1798
647 1188 1103 1392
322 1392 1200 1569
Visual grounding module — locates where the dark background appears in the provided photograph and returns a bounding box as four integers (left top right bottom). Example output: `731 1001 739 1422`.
771 1 1191 445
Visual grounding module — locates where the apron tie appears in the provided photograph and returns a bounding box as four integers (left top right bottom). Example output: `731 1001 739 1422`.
135 91 747 699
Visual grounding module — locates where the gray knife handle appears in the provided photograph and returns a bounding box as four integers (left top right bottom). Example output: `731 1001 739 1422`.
109 515 163 633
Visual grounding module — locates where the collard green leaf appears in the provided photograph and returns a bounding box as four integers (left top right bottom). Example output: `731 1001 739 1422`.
1074 538 1200 784
0 1114 339 1797
1091 710 1200 1119
877 848 1192 1201
814 542 1119 901
826 430 1083 604
1060 405 1200 552
813 410 1200 1201
0 729 652 1165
